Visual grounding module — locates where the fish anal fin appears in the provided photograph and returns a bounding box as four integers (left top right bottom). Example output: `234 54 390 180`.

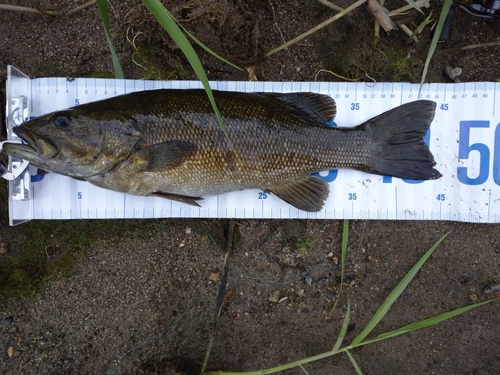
133 141 197 171
257 92 336 124
152 191 203 207
267 175 329 212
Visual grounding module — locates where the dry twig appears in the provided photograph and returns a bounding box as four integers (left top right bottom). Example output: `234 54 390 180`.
262 0 367 60
367 0 395 32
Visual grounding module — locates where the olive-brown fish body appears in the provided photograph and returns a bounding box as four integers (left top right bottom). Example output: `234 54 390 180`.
4 89 440 211
87 91 375 195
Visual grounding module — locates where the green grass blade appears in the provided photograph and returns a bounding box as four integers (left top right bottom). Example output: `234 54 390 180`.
332 301 350 353
346 350 363 375
353 300 493 347
174 21 243 72
95 0 124 79
414 13 433 35
404 0 424 14
350 230 451 346
419 0 453 92
298 364 310 375
140 0 240 160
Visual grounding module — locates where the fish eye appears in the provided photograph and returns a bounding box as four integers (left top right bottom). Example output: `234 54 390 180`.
53 116 70 128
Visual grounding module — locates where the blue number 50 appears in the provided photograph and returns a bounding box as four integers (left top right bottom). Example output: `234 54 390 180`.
458 121 490 185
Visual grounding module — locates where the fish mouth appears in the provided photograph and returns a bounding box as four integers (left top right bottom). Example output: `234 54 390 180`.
10 127 59 159
3 142 40 161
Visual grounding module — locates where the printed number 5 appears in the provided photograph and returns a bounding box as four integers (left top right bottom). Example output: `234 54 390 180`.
77 192 82 199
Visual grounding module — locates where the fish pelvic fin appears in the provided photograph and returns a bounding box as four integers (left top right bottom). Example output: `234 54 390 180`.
362 100 442 180
152 191 203 207
267 175 329 212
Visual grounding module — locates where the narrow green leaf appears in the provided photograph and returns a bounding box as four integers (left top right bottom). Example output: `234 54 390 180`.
419 0 453 93
414 13 433 35
298 364 310 375
346 350 363 375
95 0 124 79
351 230 451 346
404 0 424 14
353 300 493 348
174 21 243 72
141 0 240 160
332 301 350 353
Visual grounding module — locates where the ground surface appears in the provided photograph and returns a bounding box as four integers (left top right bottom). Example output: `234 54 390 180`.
0 1 499 374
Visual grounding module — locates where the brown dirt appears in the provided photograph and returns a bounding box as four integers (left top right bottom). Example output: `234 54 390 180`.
1 1 500 374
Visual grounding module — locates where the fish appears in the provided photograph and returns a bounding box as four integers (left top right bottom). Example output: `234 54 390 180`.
3 89 441 212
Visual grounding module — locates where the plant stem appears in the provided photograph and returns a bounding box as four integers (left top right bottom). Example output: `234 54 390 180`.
66 0 95 16
261 0 367 60
0 4 41 15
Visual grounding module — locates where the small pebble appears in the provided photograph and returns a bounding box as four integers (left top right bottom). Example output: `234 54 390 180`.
346 323 356 335
444 66 462 83
268 289 280 303
484 284 500 293
297 289 305 297
301 268 313 286
469 293 478 302
460 274 475 285
1 316 13 325
185 227 192 234
7 346 14 357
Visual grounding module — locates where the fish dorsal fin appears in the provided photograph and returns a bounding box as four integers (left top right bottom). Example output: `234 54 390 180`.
258 92 336 124
152 191 203 206
267 175 329 212
133 140 197 171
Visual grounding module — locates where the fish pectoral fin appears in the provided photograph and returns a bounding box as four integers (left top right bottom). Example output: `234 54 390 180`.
152 191 203 207
134 141 197 171
257 92 336 124
267 175 329 212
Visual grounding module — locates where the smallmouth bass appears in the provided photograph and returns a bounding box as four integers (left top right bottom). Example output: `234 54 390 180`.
4 89 441 211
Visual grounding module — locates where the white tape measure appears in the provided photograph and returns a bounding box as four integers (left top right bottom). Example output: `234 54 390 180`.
5 65 500 225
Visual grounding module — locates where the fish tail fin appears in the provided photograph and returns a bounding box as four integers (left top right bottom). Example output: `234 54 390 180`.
364 100 441 180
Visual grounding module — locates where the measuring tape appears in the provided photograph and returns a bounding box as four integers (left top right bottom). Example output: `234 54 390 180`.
4 66 500 225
